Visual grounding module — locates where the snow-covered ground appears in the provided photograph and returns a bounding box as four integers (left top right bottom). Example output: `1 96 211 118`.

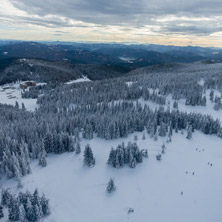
0 82 38 111
1 131 222 222
65 77 91 85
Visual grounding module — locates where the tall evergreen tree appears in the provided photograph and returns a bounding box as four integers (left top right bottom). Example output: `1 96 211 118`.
83 144 95 167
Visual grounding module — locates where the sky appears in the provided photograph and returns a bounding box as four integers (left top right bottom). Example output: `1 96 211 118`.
0 0 222 47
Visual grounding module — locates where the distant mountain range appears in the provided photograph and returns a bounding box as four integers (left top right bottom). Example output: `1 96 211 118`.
0 41 222 85
0 41 222 68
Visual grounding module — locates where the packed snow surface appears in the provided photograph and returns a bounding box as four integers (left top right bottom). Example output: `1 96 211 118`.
1 131 222 222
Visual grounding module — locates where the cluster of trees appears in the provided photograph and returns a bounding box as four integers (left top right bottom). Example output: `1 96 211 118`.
185 94 206 106
1 188 50 221
107 142 148 168
1 140 31 187
213 95 222 111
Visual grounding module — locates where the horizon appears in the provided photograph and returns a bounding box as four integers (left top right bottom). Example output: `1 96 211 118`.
0 39 222 49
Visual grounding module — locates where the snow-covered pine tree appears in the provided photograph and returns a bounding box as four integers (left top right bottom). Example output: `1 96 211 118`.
38 146 47 167
18 205 26 222
0 205 4 219
8 196 20 221
106 179 116 193
83 144 95 167
1 189 11 206
40 194 50 216
142 132 146 140
75 142 81 154
156 154 161 161
186 124 192 139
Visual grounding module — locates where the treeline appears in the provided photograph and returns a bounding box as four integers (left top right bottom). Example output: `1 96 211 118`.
1 189 50 221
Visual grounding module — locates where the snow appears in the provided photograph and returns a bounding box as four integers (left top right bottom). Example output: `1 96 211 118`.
1 131 222 222
65 77 91 85
119 57 135 63
198 78 204 86
0 82 38 111
125 81 135 87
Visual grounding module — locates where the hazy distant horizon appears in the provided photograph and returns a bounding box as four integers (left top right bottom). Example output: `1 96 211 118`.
0 39 222 49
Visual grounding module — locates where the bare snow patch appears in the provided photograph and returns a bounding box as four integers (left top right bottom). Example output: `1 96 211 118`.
65 77 91 85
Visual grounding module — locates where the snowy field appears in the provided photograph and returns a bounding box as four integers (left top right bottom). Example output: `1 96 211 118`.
1 130 222 222
0 82 38 111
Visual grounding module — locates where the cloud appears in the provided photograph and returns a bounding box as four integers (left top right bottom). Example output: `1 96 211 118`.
9 0 222 24
1 0 222 45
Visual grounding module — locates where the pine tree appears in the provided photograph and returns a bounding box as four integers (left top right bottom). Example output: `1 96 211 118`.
8 196 20 221
33 204 41 221
1 189 11 206
19 205 26 222
68 137 75 152
106 179 116 193
142 132 146 140
173 100 178 109
22 103 26 111
186 124 192 139
156 154 161 161
43 133 53 153
0 205 4 219
26 197 35 221
161 143 166 154
75 142 81 154
107 148 116 167
38 147 47 167
15 101 19 109
83 144 95 167
17 176 23 189
40 194 50 216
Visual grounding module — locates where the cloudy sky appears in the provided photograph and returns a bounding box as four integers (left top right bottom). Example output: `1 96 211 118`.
1 0 222 46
